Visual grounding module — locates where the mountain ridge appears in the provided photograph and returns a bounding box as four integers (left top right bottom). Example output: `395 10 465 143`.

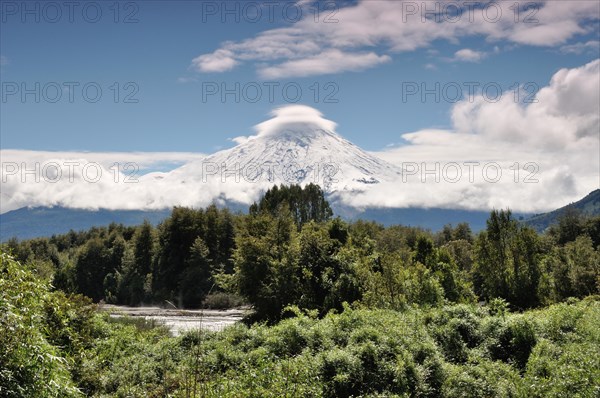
523 189 600 232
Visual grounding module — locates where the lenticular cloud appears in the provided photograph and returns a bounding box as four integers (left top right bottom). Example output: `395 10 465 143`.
253 105 338 138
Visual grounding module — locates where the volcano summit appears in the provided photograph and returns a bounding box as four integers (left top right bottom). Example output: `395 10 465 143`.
170 105 402 192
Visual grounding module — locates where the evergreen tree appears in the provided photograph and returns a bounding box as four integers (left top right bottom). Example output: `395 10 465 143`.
251 183 333 228
234 207 300 321
75 238 110 301
474 210 541 309
153 207 205 305
180 237 213 308
134 221 154 276
554 208 584 245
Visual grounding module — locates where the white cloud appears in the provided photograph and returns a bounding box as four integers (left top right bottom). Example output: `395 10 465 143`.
253 104 337 137
0 150 205 171
453 49 486 62
191 49 238 73
191 0 599 78
506 1 598 46
560 40 600 54
229 136 250 145
177 76 198 83
0 151 209 213
259 50 391 79
368 59 600 212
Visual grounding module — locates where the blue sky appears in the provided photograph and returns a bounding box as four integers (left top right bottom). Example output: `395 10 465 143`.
1 0 598 153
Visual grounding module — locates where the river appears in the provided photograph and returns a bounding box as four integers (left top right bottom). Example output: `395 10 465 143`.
100 305 247 336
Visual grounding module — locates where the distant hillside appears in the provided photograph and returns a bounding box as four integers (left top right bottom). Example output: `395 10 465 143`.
0 207 171 241
0 201 543 242
1 205 499 241
524 189 600 232
333 205 505 232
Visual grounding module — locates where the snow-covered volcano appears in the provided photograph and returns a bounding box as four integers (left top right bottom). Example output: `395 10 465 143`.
171 105 401 192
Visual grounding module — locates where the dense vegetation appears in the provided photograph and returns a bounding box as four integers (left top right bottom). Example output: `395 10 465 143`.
1 253 599 397
2 183 599 396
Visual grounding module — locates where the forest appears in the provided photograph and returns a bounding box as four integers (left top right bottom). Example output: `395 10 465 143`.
1 183 599 397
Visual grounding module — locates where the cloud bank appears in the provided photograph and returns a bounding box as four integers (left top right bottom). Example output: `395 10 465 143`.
367 59 600 212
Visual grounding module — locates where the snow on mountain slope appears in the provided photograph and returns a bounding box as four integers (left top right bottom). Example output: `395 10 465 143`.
169 105 401 193
0 106 403 213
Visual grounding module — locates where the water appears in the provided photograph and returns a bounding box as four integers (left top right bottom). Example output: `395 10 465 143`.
100 305 247 336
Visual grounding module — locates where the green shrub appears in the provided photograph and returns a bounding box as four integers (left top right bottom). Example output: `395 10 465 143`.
484 315 537 371
427 304 485 363
202 292 246 309
525 339 600 398
319 348 361 397
442 360 523 398
0 252 81 397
